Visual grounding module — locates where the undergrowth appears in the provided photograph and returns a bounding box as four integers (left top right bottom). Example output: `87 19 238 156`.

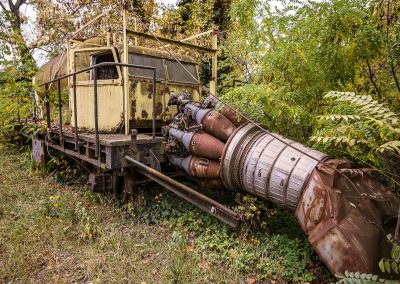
0 144 332 283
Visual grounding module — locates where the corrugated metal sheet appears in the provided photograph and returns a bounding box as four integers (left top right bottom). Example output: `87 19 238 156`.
221 124 327 209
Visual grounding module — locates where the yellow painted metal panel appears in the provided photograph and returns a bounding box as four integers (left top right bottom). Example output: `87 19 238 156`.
69 81 123 132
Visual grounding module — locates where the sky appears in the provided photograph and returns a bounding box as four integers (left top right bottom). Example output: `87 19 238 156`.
161 0 178 5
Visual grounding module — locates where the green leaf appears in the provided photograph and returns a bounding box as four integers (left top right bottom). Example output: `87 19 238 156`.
391 245 400 261
384 259 391 273
391 261 399 274
379 259 385 272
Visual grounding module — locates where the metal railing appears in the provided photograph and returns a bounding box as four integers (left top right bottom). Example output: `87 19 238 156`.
39 62 157 160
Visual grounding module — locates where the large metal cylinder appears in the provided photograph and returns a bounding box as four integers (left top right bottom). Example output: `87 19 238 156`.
221 123 327 209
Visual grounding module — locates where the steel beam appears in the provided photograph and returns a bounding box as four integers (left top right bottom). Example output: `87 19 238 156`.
125 155 240 228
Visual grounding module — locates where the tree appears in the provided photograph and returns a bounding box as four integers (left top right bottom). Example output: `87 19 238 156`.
222 0 400 189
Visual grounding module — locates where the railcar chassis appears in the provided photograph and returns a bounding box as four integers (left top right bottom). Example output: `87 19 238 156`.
32 62 240 228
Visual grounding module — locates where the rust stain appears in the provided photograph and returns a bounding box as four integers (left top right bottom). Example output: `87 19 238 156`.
201 110 237 142
159 86 170 96
197 178 225 190
146 84 154 99
220 106 248 127
156 102 163 116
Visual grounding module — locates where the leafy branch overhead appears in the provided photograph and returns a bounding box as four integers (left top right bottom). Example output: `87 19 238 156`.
311 91 400 155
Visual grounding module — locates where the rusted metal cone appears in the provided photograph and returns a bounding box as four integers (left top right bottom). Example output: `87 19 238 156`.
202 96 247 127
169 155 220 179
220 106 248 127
169 128 225 160
184 104 237 142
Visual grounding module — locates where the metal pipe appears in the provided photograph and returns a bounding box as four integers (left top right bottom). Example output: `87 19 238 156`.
123 8 129 136
126 29 217 54
124 155 240 228
152 68 156 141
45 83 50 129
73 74 79 152
57 80 63 147
32 90 37 123
93 67 99 159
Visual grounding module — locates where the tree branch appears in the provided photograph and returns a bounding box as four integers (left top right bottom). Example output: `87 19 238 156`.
366 59 382 99
14 0 27 11
390 60 400 93
0 1 6 11
7 0 14 12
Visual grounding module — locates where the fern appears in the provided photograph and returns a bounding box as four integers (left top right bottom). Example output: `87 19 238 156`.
312 92 399 154
375 141 400 155
325 91 399 125
311 91 400 190
310 135 369 147
335 271 396 283
317 114 361 122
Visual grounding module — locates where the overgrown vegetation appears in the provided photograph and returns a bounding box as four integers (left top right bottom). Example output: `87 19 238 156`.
1 0 400 282
222 0 400 192
0 146 332 283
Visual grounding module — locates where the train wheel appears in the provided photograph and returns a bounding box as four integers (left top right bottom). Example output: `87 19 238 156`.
112 168 135 204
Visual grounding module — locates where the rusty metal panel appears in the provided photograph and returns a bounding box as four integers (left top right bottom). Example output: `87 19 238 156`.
67 46 124 132
296 159 400 274
32 138 45 164
88 172 113 192
131 82 200 126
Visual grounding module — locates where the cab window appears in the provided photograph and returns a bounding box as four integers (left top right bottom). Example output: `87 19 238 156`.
91 52 119 80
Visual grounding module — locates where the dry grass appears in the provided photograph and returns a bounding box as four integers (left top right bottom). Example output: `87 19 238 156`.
0 149 243 283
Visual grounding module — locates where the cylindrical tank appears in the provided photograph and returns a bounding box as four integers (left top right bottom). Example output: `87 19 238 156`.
169 128 225 160
184 103 237 141
33 53 68 99
221 123 327 209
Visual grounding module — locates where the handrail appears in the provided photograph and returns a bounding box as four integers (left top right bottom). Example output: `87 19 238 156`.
41 62 157 161
38 62 156 86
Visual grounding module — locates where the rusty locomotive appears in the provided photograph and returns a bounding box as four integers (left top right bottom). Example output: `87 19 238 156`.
29 8 399 277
